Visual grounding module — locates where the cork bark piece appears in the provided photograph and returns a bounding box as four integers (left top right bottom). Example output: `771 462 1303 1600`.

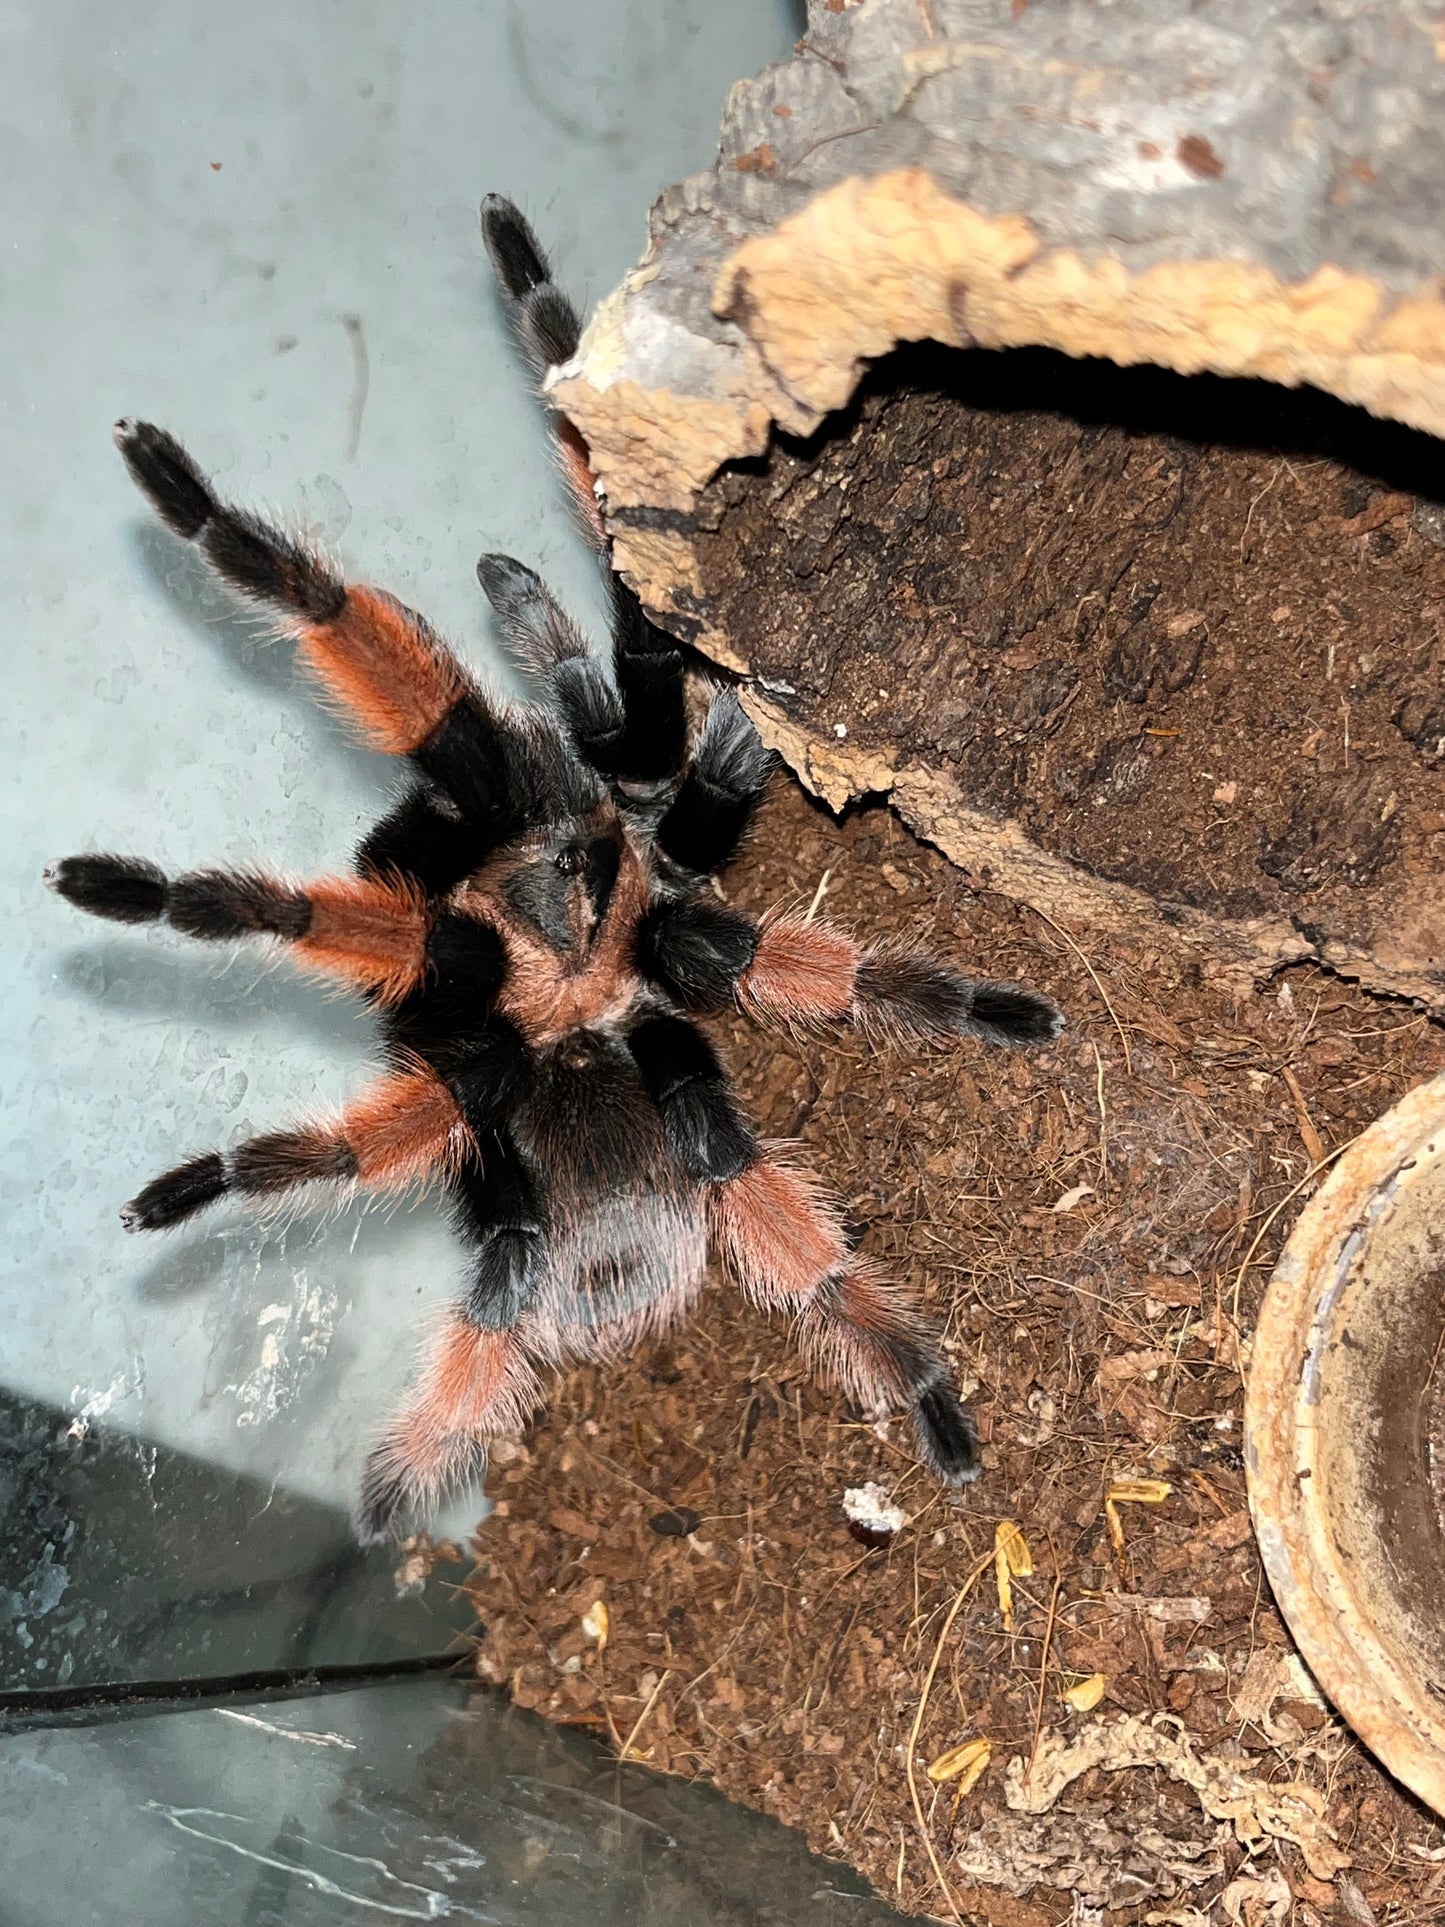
553 0 1445 1009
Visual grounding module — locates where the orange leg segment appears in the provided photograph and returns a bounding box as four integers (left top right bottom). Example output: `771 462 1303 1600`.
357 1311 541 1542
708 1155 980 1485
292 872 431 1003
292 586 469 754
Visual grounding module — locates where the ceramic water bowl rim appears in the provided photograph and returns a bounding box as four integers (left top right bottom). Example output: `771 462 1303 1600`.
1244 1067 1445 1818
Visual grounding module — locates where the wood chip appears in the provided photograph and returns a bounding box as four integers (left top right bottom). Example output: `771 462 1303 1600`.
546 1506 596 1539
1338 491 1412 538
1205 1508 1255 1549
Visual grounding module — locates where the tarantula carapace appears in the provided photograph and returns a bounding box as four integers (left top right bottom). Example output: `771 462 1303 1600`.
48 196 1064 1543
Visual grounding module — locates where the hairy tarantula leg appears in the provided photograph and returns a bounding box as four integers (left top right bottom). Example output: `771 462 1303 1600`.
481 194 687 779
355 784 497 900
740 914 1066 1048
654 689 774 877
115 420 468 752
626 1013 758 1182
709 1158 979 1487
48 854 510 1013
450 1131 546 1329
121 1065 467 1232
479 194 581 382
114 421 585 850
49 855 431 1001
357 1310 542 1545
638 897 1065 1047
475 553 625 773
479 193 604 549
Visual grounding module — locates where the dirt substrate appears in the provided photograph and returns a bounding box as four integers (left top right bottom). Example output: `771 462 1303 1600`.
686 348 1445 932
464 778 1445 1925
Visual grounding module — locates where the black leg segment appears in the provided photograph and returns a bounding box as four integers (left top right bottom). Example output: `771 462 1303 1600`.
608 575 687 786
480 194 582 379
636 898 758 1011
115 419 344 622
626 1013 757 1182
357 785 494 898
655 689 772 876
450 1131 546 1329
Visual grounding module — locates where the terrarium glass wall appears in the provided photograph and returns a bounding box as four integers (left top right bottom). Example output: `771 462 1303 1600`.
3 0 799 1693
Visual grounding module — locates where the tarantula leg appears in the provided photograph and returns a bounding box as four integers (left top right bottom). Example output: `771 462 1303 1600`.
115 419 467 751
121 1064 467 1232
475 553 625 772
357 785 500 900
636 897 1062 1048
479 194 581 382
709 1158 980 1486
654 689 773 877
114 421 590 851
480 192 687 780
738 913 1066 1048
450 1131 546 1328
626 1012 757 1182
479 194 603 549
357 1309 541 1544
48 854 510 1013
49 854 433 1001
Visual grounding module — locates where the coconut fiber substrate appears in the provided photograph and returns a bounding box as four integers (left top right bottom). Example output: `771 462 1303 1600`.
460 775 1445 1925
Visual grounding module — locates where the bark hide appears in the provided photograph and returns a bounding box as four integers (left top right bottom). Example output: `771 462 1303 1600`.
555 0 1445 1010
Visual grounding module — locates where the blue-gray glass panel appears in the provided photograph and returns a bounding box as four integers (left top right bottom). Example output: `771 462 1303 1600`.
0 1679 919 1926
2 0 794 1692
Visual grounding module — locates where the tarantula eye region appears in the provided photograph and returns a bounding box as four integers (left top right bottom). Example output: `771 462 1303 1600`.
554 845 586 876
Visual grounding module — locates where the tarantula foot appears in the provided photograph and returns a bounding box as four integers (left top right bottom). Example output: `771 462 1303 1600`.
355 1433 488 1548
478 194 549 297
912 1383 982 1487
122 1152 228 1232
966 982 1066 1047
354 1473 408 1549
113 417 217 539
46 853 168 923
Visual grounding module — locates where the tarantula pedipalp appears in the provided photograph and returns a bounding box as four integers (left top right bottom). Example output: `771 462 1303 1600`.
48 196 1065 1544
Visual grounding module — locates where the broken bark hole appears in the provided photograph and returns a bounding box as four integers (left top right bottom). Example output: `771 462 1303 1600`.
553 0 1445 1010
621 345 1445 1010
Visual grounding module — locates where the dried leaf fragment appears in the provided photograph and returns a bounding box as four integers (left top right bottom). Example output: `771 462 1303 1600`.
1062 1673 1107 1712
995 1519 1034 1628
582 1600 609 1652
1105 1477 1173 1551
927 1735 991 1790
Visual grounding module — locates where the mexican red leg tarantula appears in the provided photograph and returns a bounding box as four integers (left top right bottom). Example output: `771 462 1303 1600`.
48 196 1064 1543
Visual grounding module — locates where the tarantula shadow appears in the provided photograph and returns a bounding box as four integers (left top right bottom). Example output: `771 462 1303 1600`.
48 195 1065 1544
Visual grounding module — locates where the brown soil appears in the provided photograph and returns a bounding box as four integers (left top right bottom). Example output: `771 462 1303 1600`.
465 777 1445 1925
679 347 1445 945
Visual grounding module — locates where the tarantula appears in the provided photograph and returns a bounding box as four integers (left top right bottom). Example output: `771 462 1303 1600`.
48 196 1064 1543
